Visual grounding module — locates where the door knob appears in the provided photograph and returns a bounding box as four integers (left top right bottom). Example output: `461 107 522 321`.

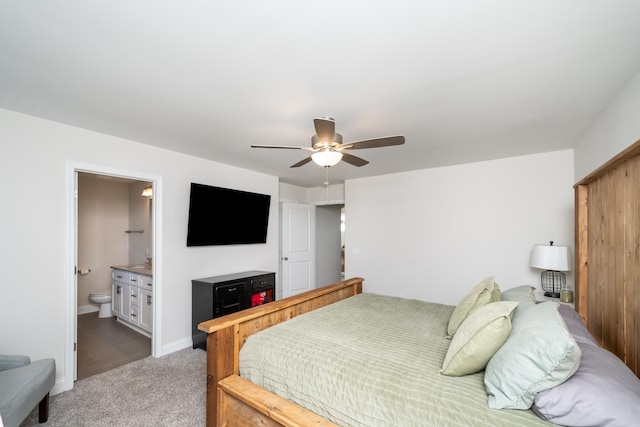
283 257 288 261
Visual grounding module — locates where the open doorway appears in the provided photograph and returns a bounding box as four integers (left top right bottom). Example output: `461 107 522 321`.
76 173 152 379
65 162 162 391
315 204 343 287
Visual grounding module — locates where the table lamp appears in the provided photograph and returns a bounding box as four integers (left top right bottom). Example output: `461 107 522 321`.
530 241 571 298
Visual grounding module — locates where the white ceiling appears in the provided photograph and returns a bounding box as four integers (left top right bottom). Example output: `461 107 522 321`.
2 1 640 187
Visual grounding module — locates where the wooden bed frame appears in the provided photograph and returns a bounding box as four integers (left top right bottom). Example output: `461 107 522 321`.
574 138 640 377
198 277 363 427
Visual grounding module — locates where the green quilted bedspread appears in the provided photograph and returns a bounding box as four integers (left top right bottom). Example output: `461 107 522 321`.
239 293 553 427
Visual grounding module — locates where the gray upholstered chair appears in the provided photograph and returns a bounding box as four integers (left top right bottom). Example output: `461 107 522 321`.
0 355 55 427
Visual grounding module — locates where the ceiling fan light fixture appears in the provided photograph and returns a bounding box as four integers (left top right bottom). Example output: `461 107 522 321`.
311 150 343 167
251 116 404 169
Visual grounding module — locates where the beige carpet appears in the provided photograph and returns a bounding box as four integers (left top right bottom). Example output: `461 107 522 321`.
21 348 206 427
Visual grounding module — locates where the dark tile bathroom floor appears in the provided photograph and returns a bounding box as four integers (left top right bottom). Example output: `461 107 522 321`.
77 312 151 380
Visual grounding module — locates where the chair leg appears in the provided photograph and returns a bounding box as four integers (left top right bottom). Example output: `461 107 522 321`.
38 392 50 423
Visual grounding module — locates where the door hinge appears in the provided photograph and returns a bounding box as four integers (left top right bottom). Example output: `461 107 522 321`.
74 342 77 351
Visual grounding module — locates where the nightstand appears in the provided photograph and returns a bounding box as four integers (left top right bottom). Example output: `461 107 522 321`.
535 290 575 309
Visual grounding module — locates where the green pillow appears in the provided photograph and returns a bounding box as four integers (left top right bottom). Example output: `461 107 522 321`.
447 276 499 336
440 301 518 376
484 301 581 409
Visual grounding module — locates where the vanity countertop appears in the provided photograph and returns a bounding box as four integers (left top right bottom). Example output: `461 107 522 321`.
111 265 153 277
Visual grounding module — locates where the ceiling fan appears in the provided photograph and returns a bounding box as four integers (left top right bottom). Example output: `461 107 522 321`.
251 117 405 168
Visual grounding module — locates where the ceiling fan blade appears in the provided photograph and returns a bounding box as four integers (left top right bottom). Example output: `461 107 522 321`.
338 135 405 150
290 157 313 168
251 144 315 152
341 152 369 167
313 117 336 144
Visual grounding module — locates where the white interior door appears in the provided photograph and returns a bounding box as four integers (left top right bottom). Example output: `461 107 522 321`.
281 203 315 298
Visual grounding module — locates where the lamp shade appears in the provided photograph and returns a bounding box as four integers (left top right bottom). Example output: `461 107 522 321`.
311 150 343 167
530 243 571 271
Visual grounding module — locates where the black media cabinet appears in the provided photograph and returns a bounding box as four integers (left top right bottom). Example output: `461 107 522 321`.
191 270 275 350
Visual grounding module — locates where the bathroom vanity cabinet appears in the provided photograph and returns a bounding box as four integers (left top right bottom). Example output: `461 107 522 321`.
111 267 153 337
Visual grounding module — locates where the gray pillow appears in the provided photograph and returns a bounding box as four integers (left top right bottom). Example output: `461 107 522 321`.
533 341 640 426
500 285 537 316
484 302 581 409
500 285 536 304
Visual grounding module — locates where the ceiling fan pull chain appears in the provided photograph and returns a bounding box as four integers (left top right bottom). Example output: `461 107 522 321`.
325 167 330 205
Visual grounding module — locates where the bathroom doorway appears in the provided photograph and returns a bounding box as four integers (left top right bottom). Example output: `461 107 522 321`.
76 173 153 379
65 162 162 390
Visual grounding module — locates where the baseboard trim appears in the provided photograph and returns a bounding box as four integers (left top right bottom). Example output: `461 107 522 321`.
51 376 69 395
160 337 192 356
78 305 98 315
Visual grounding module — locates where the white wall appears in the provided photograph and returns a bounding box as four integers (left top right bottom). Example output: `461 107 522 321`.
574 69 640 181
279 182 345 205
0 108 279 392
307 183 345 205
345 150 574 306
279 182 308 203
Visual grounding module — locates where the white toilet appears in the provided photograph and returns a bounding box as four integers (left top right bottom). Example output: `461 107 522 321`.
89 292 113 318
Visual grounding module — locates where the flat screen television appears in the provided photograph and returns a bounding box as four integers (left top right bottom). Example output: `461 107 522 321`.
186 183 271 246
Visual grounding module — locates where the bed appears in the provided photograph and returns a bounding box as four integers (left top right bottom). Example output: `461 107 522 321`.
198 275 640 427
198 141 640 427
237 288 552 427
